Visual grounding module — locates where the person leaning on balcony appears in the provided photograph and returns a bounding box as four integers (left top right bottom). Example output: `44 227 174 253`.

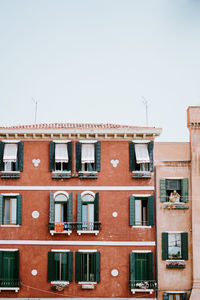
169 190 180 203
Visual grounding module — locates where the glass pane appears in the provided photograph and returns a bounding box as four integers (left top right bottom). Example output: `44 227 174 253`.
88 204 94 230
168 234 181 259
11 198 17 224
82 194 94 202
55 204 63 222
175 295 181 300
55 194 67 202
169 295 174 300
135 200 141 225
4 199 10 224
4 161 12 171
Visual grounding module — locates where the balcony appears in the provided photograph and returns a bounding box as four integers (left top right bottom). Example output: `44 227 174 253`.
49 221 101 236
0 279 21 292
129 280 156 294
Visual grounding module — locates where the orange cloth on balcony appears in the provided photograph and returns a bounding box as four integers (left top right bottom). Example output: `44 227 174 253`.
55 223 64 232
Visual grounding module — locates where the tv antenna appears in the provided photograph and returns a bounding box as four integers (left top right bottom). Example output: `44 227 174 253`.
142 97 149 126
32 98 38 124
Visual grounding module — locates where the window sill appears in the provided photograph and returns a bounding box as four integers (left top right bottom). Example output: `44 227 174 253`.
52 171 71 179
166 260 185 269
0 287 20 293
78 172 98 179
78 282 97 289
77 230 99 236
132 171 151 179
1 171 20 179
163 202 189 210
50 230 72 236
132 225 152 228
51 281 69 285
0 225 20 227
131 288 154 294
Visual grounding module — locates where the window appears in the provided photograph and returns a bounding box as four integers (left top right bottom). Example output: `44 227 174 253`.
76 142 101 173
130 252 154 291
160 179 188 203
163 293 187 300
49 141 72 172
48 251 73 283
0 194 22 225
0 142 23 174
77 192 100 233
0 250 20 289
49 192 73 233
75 251 100 283
129 196 154 226
129 141 153 172
162 232 188 260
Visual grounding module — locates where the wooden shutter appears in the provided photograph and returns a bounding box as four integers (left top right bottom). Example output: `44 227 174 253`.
181 178 189 203
181 232 188 260
95 252 100 282
49 193 55 224
17 195 22 225
148 196 154 226
130 252 135 289
160 179 167 202
182 293 187 300
67 193 73 230
162 233 168 260
163 293 169 300
14 251 20 280
129 142 136 171
75 252 82 282
0 251 2 281
49 142 55 171
94 193 99 230
147 252 154 280
67 251 73 282
0 194 3 225
148 141 154 172
17 142 24 172
0 142 4 171
95 142 101 171
67 142 73 171
48 252 55 281
129 196 135 226
76 142 81 172
77 193 82 230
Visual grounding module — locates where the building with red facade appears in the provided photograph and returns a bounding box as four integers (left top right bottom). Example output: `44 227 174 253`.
0 123 161 299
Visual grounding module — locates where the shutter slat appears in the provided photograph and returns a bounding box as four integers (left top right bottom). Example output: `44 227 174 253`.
95 252 100 282
17 142 24 172
95 142 101 171
129 142 136 171
67 142 73 171
147 252 154 280
0 195 3 225
162 233 168 260
17 195 22 225
0 142 4 171
49 142 55 171
148 141 154 172
76 142 81 172
67 193 73 230
75 252 81 282
49 193 55 224
181 232 188 260
129 196 135 226
48 252 55 281
67 251 73 282
181 178 189 203
77 193 82 230
160 179 167 202
148 196 154 226
94 193 99 230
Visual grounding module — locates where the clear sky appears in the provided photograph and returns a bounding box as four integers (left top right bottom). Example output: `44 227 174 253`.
0 0 200 141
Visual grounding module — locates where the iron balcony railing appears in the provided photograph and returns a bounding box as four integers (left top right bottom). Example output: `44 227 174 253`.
48 221 101 231
0 279 21 287
129 280 156 290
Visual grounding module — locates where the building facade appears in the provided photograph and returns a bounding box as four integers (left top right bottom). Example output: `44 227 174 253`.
0 123 161 299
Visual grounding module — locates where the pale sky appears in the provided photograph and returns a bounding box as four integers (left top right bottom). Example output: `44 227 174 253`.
0 0 200 141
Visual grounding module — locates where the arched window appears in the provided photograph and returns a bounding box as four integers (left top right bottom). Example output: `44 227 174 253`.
81 192 95 230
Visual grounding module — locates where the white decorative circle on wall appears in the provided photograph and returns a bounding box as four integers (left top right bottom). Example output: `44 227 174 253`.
110 159 119 168
112 212 118 218
111 269 119 277
32 158 40 167
32 269 37 276
32 211 39 219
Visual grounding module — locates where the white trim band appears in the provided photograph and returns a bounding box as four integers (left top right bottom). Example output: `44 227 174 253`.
0 186 155 191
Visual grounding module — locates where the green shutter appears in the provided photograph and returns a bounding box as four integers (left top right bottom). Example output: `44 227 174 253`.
48 252 56 281
76 142 81 172
129 142 136 171
148 196 154 226
67 193 73 230
14 251 19 280
67 251 73 282
49 192 55 224
95 252 100 282
67 142 73 171
162 233 168 260
181 178 189 203
77 193 82 230
49 142 55 171
94 193 99 230
95 142 101 172
163 293 169 300
181 232 188 260
160 179 167 202
130 252 135 288
0 142 4 171
129 196 135 226
75 252 81 282
182 293 187 300
147 252 154 280
0 195 3 225
17 142 24 172
0 251 2 282
148 141 154 172
17 195 22 225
